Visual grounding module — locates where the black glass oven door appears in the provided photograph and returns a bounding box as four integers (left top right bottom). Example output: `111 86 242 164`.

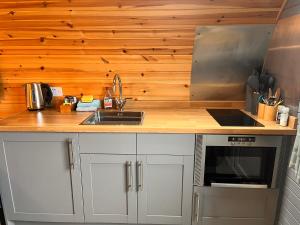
204 146 276 187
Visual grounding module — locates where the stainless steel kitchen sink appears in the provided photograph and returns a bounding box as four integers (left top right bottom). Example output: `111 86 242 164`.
80 111 144 125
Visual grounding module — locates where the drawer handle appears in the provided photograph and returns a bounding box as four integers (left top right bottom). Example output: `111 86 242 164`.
193 193 200 223
126 161 133 192
67 139 75 169
211 183 268 189
137 161 143 191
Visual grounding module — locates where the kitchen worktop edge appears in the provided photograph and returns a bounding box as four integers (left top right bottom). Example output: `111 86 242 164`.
0 108 295 135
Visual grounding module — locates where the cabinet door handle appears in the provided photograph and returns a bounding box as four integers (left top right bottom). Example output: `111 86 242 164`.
137 161 143 191
126 161 133 192
193 193 200 223
68 139 75 169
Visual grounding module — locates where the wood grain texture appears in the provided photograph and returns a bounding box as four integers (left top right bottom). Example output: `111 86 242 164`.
0 104 295 135
0 0 285 118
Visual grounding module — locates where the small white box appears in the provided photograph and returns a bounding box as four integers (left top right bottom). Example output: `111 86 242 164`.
50 87 63 96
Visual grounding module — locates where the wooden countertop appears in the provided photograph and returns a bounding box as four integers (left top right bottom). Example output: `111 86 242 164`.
0 102 296 135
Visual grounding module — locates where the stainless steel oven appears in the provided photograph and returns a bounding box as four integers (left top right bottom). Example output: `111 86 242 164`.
192 135 282 225
195 135 282 189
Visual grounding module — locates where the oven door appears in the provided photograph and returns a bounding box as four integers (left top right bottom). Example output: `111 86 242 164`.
204 146 277 188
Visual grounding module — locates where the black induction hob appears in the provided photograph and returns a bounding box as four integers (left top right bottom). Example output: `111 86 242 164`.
207 109 264 127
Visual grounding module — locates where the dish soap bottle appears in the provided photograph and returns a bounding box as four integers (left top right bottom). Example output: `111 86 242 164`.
103 87 113 109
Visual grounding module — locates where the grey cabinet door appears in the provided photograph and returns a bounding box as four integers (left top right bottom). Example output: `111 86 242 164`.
0 133 84 223
137 155 193 225
81 154 137 224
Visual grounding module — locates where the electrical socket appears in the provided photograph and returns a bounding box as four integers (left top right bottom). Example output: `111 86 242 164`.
50 87 63 97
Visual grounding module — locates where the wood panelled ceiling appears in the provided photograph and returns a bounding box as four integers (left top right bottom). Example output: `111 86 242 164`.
0 0 285 118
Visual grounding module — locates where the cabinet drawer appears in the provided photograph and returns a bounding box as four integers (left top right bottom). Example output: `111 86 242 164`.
79 133 136 154
137 134 195 155
201 218 265 225
193 187 278 225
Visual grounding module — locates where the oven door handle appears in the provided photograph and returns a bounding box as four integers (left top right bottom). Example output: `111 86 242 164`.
211 183 268 189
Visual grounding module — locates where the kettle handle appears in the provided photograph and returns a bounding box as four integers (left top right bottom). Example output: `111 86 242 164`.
41 83 53 106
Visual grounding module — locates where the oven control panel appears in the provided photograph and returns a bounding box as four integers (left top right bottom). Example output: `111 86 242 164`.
228 137 256 143
205 135 282 148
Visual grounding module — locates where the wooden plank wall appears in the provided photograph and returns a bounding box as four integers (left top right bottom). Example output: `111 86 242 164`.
0 0 284 118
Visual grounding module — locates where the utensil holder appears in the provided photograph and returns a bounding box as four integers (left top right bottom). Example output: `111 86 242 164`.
59 103 76 113
257 103 265 119
263 105 277 121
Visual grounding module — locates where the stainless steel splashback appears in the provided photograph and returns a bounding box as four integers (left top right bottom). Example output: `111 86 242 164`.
191 25 275 101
